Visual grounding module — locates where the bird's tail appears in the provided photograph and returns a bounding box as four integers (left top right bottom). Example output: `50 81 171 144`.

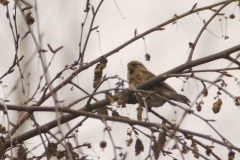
169 92 191 106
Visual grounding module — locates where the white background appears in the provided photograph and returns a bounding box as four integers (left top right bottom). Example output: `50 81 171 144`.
0 0 240 159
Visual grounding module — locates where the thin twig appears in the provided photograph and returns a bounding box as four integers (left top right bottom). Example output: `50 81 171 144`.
79 0 104 64
102 118 117 160
187 0 234 62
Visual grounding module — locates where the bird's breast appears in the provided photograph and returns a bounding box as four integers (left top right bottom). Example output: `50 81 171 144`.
129 72 144 86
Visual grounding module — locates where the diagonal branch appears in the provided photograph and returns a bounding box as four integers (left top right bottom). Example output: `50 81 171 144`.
3 104 240 153
5 0 238 140
3 44 240 150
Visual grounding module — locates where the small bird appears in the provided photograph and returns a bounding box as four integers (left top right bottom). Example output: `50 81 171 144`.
127 61 190 107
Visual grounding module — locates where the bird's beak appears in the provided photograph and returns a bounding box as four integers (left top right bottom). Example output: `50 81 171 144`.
128 65 134 71
128 65 134 74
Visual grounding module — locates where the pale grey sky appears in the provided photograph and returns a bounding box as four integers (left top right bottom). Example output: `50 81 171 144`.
0 0 240 159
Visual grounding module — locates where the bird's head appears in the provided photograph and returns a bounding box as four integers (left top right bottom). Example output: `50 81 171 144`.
127 61 147 74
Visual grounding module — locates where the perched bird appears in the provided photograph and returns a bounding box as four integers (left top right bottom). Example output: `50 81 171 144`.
127 61 190 107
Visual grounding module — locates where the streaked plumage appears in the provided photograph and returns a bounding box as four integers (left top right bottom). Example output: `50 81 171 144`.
127 61 190 107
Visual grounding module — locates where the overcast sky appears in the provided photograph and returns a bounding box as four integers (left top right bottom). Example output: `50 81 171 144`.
0 0 240 159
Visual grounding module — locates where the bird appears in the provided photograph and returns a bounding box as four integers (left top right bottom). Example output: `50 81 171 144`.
127 61 190 107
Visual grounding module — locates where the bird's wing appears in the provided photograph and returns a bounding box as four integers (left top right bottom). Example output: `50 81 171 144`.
158 82 176 93
141 69 176 93
141 70 156 80
153 83 190 105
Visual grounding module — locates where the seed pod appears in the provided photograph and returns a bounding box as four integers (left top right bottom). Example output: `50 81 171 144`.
196 104 202 112
46 143 58 158
0 124 6 134
17 145 27 160
212 99 222 114
182 143 188 154
126 138 133 147
117 91 129 108
206 145 214 156
0 0 9 6
26 12 35 25
100 141 107 149
201 88 208 97
0 137 5 158
235 97 240 106
152 131 166 159
191 139 199 158
135 138 144 156
229 14 235 19
72 152 79 159
136 105 143 121
106 92 114 104
228 151 235 160
145 53 151 61
112 110 120 117
93 57 108 88
97 106 108 116
57 151 65 160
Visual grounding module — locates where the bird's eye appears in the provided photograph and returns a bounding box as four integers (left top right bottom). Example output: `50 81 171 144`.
129 69 134 74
